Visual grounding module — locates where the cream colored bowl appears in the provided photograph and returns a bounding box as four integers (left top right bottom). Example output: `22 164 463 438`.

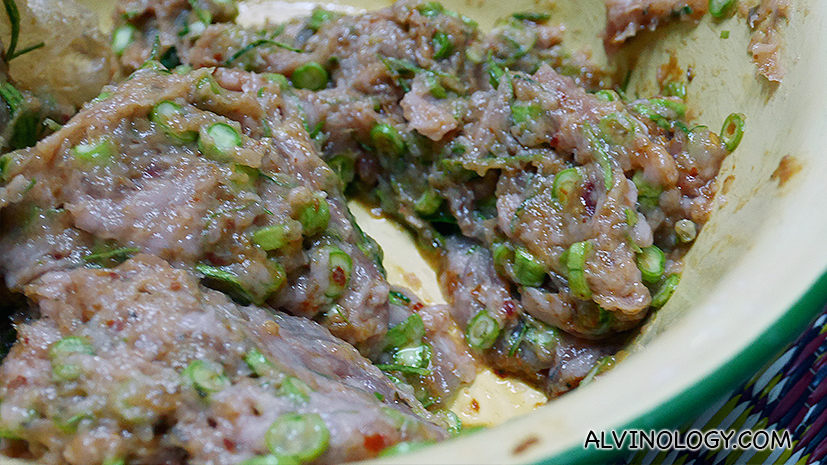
7 0 827 463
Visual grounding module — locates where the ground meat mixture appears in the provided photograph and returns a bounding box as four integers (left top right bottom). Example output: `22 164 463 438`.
0 67 391 351
741 0 789 82
0 256 448 464
604 0 707 46
0 0 749 462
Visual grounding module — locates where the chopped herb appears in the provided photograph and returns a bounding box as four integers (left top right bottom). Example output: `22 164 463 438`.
651 274 680 307
389 290 411 306
2 0 44 62
511 12 550 22
465 310 500 350
292 62 329 91
720 113 745 151
432 31 453 60
265 413 330 462
637 245 665 284
225 39 302 66
183 359 230 396
83 247 140 266
566 241 593 300
376 364 432 376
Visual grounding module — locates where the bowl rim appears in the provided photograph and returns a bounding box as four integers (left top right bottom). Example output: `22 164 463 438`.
541 269 827 464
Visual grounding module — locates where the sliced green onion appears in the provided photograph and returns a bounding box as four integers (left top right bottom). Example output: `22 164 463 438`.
432 32 453 60
552 168 581 204
583 125 613 189
71 138 115 165
580 355 617 385
416 1 444 16
632 171 662 204
511 104 542 125
324 246 352 299
720 113 745 152
675 218 697 242
297 193 330 237
384 314 425 350
662 81 687 100
265 413 330 462
651 274 680 307
465 310 500 350
0 82 39 150
49 336 94 381
112 25 136 55
263 73 290 88
487 57 505 89
424 73 447 99
376 364 431 376
240 455 300 465
511 11 550 21
436 409 462 436
594 90 618 102
709 0 736 18
370 123 405 156
244 347 277 377
252 225 290 251
414 189 443 215
102 458 126 465
636 245 665 284
513 246 546 287
491 241 514 271
393 344 431 369
82 247 140 267
198 123 242 162
598 112 637 145
150 100 197 142
292 62 328 91
195 263 256 304
184 359 229 396
278 376 313 404
388 290 411 306
327 154 355 185
566 241 593 300
54 413 92 433
524 321 559 351
624 208 638 227
307 8 335 32
720 30 730 39
650 98 687 118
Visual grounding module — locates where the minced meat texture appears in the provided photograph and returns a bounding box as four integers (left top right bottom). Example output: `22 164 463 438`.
604 0 707 46
0 66 391 351
0 64 477 407
0 255 447 464
101 0 734 396
429 64 728 338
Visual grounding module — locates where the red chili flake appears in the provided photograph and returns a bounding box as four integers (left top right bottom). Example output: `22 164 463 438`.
364 434 387 453
9 376 28 389
503 300 516 317
170 281 181 291
331 266 347 286
470 398 480 412
222 438 236 452
412 302 424 311
581 181 596 217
